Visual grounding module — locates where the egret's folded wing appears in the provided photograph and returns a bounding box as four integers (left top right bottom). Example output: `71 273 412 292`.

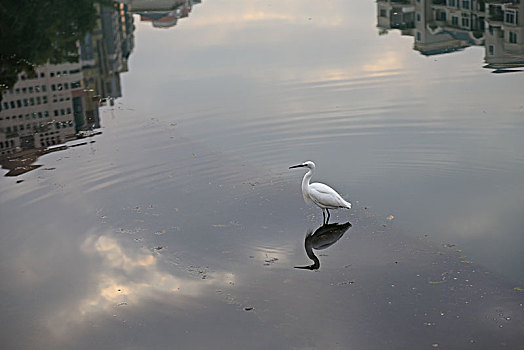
309 183 351 209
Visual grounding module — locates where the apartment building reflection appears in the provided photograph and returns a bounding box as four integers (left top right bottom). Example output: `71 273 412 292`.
0 3 135 173
124 0 201 29
377 0 524 70
484 0 524 69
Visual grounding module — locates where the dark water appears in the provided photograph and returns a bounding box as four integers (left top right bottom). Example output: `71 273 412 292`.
1 0 524 349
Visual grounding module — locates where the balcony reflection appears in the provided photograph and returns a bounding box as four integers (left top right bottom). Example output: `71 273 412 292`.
376 0 524 71
295 222 352 271
0 2 135 174
125 0 201 29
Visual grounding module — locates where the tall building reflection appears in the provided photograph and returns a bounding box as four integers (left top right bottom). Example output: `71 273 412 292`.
377 0 524 70
0 3 135 173
124 0 201 29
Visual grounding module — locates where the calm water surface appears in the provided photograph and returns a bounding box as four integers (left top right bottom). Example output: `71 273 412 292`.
1 0 524 349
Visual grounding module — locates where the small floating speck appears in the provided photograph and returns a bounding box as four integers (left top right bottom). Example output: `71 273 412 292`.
337 280 355 286
244 307 254 311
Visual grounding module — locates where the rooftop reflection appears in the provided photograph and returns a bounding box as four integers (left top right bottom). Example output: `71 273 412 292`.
376 0 524 70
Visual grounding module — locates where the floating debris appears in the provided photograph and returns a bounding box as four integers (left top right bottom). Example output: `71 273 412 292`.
263 257 279 266
213 221 241 228
336 280 355 286
244 307 254 311
386 215 394 220
154 246 164 251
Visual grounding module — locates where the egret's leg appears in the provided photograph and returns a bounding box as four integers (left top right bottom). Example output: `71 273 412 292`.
326 209 330 223
322 209 326 224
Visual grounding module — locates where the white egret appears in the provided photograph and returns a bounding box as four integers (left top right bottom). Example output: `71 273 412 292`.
289 161 351 223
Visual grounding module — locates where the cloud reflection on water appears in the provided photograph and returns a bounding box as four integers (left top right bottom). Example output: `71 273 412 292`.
40 230 235 340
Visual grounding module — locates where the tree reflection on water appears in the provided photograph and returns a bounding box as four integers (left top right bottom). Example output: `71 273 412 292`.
0 0 100 94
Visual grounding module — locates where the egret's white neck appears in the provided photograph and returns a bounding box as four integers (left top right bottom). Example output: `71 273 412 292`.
302 168 313 189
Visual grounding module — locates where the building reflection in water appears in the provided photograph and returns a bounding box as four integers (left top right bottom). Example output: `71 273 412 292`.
0 2 135 174
125 0 201 29
376 0 524 70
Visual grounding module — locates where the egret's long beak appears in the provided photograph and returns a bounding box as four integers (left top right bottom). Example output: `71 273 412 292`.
289 164 306 169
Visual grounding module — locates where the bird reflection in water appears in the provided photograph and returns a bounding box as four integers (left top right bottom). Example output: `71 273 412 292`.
295 222 352 270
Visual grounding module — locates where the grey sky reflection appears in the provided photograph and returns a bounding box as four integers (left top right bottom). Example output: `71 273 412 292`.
116 0 524 283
